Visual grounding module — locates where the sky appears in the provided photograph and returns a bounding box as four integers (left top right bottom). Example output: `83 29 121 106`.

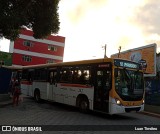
0 0 160 62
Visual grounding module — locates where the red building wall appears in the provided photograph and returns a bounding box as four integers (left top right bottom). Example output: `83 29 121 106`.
14 38 64 56
20 29 65 43
12 53 62 66
12 29 65 66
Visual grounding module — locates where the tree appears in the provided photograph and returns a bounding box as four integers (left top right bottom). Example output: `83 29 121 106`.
0 0 60 41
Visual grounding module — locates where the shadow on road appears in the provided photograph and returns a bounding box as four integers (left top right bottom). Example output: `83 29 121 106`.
25 97 138 121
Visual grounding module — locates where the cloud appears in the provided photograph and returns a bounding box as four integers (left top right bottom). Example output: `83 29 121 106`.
132 0 160 36
59 0 160 61
67 0 108 24
127 0 160 52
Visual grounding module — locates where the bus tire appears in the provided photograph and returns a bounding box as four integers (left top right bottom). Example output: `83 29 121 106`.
79 98 89 113
34 90 41 103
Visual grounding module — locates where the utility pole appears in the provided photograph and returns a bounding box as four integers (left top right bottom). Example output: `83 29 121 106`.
102 44 107 58
118 46 121 58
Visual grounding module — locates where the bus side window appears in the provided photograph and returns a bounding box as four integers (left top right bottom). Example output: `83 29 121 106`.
34 70 40 80
22 70 28 80
72 71 78 83
79 70 90 84
105 71 112 90
60 71 67 82
79 71 86 83
84 70 90 84
72 70 82 84
28 71 33 82
67 71 73 82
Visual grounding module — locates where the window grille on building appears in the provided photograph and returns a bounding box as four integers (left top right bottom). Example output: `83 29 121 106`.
23 40 33 47
22 55 32 62
48 45 57 51
47 59 54 64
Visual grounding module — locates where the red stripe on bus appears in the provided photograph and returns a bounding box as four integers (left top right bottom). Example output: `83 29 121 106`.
60 83 92 88
21 81 33 85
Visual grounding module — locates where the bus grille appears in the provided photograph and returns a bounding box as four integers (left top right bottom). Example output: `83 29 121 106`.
125 107 141 112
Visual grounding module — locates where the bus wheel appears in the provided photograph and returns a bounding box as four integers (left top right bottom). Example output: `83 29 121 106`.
34 90 40 103
79 99 89 113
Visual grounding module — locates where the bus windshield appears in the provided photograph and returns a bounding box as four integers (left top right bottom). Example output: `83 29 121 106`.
115 68 144 101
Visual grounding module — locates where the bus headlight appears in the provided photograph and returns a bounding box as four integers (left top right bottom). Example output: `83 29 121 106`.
115 99 121 105
142 100 145 104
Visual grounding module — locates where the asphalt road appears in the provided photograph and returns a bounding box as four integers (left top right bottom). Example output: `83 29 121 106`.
0 96 160 134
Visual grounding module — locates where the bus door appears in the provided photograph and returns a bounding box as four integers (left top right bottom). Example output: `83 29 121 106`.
21 69 33 96
27 70 34 96
48 69 57 101
93 63 112 113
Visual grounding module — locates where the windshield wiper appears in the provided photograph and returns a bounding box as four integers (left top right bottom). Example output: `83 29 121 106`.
123 68 131 81
123 69 135 93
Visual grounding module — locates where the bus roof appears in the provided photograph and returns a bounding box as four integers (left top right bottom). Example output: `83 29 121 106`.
1 65 22 71
20 57 137 70
21 58 114 69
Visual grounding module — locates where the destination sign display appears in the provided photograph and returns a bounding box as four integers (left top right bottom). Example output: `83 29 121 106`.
114 59 139 69
98 64 110 68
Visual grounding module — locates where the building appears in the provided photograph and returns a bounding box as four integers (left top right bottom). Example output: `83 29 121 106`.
10 29 65 66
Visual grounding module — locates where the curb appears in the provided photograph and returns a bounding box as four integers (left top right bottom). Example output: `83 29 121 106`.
0 100 12 108
0 94 11 102
0 95 29 108
139 111 160 118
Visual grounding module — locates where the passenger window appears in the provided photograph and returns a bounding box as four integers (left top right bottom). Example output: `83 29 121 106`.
59 66 91 84
79 70 90 84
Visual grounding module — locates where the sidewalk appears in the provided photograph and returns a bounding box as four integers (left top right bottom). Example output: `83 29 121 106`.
0 94 26 108
0 94 12 108
140 104 160 118
139 111 160 118
144 104 160 114
0 99 12 107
